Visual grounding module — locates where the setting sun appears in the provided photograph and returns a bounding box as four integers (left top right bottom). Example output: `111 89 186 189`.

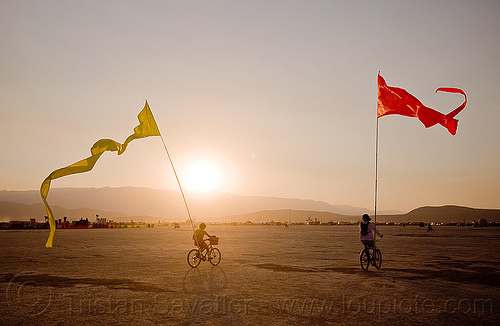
183 160 221 192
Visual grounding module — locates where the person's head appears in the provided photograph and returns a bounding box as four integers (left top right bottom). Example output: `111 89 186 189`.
199 223 206 229
362 214 371 222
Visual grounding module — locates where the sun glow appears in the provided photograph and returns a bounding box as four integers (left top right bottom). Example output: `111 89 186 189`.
183 160 221 192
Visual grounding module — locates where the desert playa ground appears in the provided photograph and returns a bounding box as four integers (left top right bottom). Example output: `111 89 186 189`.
0 225 498 325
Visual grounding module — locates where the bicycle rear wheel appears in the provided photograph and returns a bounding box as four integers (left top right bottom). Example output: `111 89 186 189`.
187 249 201 268
360 249 370 271
373 248 382 269
209 248 221 266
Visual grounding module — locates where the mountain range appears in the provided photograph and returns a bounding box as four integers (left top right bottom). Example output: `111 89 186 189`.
0 187 391 220
220 206 500 224
0 187 498 224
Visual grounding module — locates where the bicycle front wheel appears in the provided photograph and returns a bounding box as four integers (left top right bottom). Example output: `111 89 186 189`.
360 249 370 271
209 248 221 266
373 249 382 269
187 249 201 268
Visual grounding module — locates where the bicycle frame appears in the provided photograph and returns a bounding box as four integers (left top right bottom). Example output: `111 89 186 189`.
198 239 214 259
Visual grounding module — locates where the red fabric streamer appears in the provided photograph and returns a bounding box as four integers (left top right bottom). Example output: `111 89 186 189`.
377 73 467 135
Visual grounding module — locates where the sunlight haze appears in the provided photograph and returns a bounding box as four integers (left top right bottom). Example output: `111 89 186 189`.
1 0 499 213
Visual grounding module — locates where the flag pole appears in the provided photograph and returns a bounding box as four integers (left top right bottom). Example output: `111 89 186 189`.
159 134 195 232
145 102 195 232
374 108 379 229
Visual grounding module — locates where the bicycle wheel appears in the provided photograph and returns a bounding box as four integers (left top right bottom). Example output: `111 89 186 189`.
187 249 201 268
373 248 382 269
360 249 370 271
209 248 221 266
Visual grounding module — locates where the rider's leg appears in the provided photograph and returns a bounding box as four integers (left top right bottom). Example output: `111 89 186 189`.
206 244 212 260
201 242 209 259
368 241 375 258
361 240 373 251
361 240 375 260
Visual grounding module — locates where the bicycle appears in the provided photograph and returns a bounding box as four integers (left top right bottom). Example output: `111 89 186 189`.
187 236 221 268
359 236 382 271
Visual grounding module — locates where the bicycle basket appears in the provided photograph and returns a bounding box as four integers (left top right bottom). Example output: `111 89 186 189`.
210 236 219 245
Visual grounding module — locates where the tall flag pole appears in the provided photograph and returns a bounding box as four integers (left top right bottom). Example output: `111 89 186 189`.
158 134 195 233
374 112 379 227
121 100 195 232
376 72 467 227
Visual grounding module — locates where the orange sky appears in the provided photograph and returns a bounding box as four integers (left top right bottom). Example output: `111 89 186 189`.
1 1 499 212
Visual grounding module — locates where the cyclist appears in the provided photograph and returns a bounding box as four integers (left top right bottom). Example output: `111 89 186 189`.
359 214 383 250
193 223 213 260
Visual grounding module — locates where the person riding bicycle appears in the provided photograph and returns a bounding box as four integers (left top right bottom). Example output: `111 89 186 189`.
193 223 212 259
359 214 383 250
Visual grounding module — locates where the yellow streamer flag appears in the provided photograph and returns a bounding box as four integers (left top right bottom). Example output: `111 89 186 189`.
119 100 160 154
40 101 161 247
41 139 122 248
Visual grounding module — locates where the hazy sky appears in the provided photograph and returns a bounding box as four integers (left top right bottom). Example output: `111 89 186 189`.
1 0 499 213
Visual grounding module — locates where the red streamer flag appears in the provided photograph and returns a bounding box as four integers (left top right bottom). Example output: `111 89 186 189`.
377 73 467 135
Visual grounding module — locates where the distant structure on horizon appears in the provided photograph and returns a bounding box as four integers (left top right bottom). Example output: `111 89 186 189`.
0 215 154 229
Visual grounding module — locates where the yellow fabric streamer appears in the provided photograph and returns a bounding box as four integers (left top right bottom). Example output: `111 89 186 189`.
40 101 160 247
41 139 122 248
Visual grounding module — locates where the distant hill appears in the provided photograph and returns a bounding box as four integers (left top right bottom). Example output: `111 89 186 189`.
1 188 497 224
0 187 390 220
217 209 357 223
216 206 500 224
398 205 500 223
